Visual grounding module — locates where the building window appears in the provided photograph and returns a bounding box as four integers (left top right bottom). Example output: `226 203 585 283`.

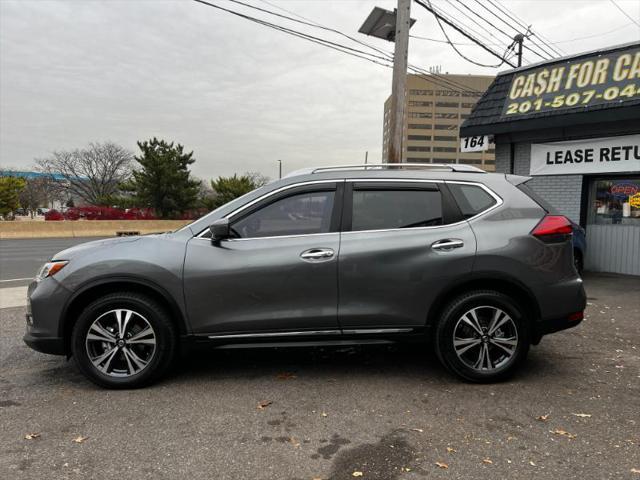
408 101 433 107
484 160 495 165
409 112 433 118
588 178 640 226
435 90 460 97
434 135 457 142
409 89 433 95
407 146 432 152
461 103 476 108
460 114 470 119
434 124 457 130
435 113 458 119
433 146 457 152
408 135 431 141
458 158 482 164
408 124 432 129
435 101 458 108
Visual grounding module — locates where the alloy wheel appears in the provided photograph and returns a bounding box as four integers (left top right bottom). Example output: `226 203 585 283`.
85 309 157 377
453 306 518 372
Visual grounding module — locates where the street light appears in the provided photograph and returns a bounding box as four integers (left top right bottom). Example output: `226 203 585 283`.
277 159 282 179
359 3 416 164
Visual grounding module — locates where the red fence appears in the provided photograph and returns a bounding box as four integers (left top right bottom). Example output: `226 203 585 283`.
44 207 206 221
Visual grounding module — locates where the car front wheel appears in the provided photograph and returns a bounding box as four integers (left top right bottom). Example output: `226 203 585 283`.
435 290 530 383
71 292 176 389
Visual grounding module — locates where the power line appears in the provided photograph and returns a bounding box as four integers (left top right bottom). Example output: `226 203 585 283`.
548 23 639 43
436 0 510 51
490 0 565 56
192 0 393 66
468 0 557 60
192 0 477 95
610 0 640 27
225 0 482 94
415 0 517 68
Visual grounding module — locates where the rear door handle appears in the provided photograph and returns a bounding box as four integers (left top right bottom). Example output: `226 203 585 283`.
431 239 464 251
300 248 335 261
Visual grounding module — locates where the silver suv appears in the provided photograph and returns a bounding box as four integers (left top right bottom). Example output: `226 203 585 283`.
25 164 586 388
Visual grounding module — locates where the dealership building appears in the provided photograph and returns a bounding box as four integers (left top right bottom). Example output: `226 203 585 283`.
461 41 640 276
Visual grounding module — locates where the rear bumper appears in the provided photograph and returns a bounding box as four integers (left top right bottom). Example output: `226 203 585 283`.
532 276 586 343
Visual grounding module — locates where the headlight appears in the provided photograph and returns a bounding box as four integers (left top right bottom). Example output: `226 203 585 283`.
36 261 68 281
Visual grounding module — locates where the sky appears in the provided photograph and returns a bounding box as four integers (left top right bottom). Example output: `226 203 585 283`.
1 0 639 181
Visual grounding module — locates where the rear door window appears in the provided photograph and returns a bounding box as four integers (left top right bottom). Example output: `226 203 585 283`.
448 183 497 218
351 186 443 231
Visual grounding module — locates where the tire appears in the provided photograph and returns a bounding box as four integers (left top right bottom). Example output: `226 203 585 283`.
434 290 530 383
71 292 176 389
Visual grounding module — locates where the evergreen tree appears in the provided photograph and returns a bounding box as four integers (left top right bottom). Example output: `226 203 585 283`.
129 138 200 218
210 174 263 209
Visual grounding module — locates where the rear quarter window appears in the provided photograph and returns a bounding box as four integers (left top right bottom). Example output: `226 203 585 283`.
448 183 497 219
517 183 556 213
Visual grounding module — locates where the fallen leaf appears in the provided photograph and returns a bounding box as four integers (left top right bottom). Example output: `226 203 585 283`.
276 372 297 380
550 428 576 439
410 428 423 433
572 413 592 418
529 461 536 466
446 447 457 453
435 462 449 469
288 437 301 448
536 414 550 422
352 472 363 477
257 400 272 410
401 467 411 472
72 436 88 443
24 433 40 440
482 458 493 464
631 468 640 474
321 412 328 417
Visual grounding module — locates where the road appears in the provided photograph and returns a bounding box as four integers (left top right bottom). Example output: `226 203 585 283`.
0 237 107 286
0 273 638 479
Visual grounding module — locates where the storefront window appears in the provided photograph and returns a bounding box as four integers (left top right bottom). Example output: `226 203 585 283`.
588 178 640 226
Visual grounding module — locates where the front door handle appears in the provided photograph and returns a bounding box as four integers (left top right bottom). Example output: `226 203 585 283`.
300 248 335 261
432 239 464 251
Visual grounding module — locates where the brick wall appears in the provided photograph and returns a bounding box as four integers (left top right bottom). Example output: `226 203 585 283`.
494 142 583 222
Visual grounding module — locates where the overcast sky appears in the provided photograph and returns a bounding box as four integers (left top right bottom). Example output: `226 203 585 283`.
1 0 639 180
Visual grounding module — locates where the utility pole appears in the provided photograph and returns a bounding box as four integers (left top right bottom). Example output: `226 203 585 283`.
514 33 525 67
277 159 282 179
388 0 411 164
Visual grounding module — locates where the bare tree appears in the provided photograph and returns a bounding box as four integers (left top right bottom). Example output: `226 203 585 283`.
37 142 133 205
245 171 271 188
19 177 55 217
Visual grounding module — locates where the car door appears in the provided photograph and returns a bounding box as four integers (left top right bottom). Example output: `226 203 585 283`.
337 180 478 331
183 181 343 335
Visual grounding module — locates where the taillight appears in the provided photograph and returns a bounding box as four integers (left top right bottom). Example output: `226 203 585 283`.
531 215 573 242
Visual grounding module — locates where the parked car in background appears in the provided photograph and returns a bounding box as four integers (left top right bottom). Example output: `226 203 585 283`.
571 221 586 274
24 164 586 388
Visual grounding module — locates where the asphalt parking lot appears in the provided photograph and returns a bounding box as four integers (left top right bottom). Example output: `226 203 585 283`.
0 273 638 480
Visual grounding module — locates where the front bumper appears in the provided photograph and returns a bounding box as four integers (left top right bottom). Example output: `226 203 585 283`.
23 277 72 356
23 330 65 355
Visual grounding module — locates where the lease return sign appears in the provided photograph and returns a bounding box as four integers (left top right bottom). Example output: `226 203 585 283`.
502 44 640 117
530 134 640 176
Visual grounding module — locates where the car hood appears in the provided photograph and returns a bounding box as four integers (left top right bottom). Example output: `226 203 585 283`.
52 236 146 261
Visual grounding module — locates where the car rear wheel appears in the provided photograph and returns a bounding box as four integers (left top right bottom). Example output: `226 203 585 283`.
71 292 176 389
435 290 530 383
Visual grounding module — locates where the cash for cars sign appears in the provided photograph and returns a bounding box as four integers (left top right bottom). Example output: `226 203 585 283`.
502 44 640 117
530 134 640 176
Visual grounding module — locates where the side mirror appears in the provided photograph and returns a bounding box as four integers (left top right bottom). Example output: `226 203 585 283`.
209 218 231 244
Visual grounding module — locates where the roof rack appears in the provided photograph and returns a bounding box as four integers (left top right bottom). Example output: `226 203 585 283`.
311 163 486 174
